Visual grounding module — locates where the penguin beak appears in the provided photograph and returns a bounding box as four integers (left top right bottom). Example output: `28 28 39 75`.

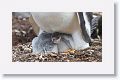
77 12 91 43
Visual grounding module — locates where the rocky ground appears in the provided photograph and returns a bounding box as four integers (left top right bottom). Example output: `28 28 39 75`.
12 16 102 62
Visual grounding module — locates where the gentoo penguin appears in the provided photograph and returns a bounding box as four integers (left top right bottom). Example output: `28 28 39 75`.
12 12 92 53
30 12 92 53
91 15 102 39
32 31 74 53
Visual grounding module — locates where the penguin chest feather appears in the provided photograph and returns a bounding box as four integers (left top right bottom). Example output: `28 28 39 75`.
31 12 80 33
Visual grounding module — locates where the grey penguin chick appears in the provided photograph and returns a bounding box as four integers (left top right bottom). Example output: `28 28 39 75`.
32 32 74 53
32 31 58 53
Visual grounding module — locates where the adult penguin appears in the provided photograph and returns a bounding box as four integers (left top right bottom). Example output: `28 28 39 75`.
30 12 92 52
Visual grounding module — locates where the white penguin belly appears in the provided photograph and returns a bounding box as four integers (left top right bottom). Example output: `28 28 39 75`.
31 12 79 33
